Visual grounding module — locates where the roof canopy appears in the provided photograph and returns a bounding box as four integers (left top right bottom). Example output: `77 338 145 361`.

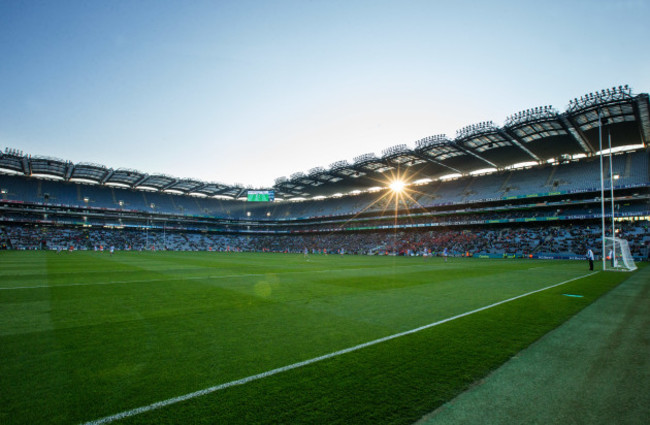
1 86 648 199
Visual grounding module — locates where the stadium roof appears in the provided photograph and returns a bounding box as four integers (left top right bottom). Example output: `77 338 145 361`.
1 86 648 200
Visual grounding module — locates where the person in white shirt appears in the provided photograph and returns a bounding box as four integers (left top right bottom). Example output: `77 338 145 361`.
586 248 594 271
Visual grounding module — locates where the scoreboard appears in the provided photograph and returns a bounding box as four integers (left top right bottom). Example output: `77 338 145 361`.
247 190 275 202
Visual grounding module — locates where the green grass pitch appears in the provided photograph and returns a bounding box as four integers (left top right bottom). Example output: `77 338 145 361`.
0 251 633 424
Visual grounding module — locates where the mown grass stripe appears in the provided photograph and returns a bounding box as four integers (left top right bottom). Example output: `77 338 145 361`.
0 263 437 290
80 271 597 425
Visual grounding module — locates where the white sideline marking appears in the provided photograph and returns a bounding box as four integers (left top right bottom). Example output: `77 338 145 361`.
0 273 264 290
80 272 598 425
0 264 425 291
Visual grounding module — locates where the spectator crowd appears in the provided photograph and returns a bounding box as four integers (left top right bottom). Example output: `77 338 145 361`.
1 220 648 259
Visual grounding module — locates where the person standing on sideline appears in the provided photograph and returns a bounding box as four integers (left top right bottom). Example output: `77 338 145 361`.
443 247 448 262
586 248 594 271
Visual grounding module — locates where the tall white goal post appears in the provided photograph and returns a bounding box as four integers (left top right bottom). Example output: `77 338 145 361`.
603 236 637 271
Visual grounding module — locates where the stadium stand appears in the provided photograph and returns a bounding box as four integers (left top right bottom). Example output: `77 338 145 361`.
3 222 648 259
1 86 649 259
1 150 647 218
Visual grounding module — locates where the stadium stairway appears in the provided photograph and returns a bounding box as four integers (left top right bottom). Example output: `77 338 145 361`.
415 266 650 425
543 165 557 188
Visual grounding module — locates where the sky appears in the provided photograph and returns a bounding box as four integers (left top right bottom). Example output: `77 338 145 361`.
1 0 649 188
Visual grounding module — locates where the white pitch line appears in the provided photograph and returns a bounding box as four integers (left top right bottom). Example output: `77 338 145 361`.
0 263 430 291
80 271 598 425
0 273 264 291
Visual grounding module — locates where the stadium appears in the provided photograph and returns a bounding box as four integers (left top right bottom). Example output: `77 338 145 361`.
1 86 649 258
1 86 649 424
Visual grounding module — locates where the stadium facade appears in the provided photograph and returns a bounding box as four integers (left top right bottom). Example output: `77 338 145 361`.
1 86 649 258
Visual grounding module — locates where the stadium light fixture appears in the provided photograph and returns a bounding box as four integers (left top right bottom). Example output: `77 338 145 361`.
469 167 497 176
69 178 100 185
505 161 538 170
413 178 432 185
31 173 65 181
104 182 131 189
439 173 462 181
596 144 644 156
0 168 23 175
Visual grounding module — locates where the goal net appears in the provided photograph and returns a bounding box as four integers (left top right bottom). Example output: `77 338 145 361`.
604 237 637 272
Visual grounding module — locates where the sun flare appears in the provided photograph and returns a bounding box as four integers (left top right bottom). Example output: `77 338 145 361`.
389 180 406 193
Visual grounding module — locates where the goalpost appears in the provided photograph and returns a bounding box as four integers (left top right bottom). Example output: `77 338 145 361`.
603 236 637 271
597 111 638 272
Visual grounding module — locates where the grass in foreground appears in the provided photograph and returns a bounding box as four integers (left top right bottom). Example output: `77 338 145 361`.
0 251 636 424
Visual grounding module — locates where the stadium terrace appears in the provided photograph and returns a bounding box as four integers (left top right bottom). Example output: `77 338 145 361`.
1 85 648 200
0 85 649 260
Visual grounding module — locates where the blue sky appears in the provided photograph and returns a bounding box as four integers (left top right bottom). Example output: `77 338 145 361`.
1 0 648 188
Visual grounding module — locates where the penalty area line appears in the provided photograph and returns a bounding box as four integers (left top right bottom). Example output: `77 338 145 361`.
80 271 598 425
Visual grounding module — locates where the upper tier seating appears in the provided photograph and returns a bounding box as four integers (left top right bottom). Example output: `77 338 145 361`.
1 151 648 220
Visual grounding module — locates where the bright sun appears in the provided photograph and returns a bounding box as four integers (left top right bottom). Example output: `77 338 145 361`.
389 180 406 193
